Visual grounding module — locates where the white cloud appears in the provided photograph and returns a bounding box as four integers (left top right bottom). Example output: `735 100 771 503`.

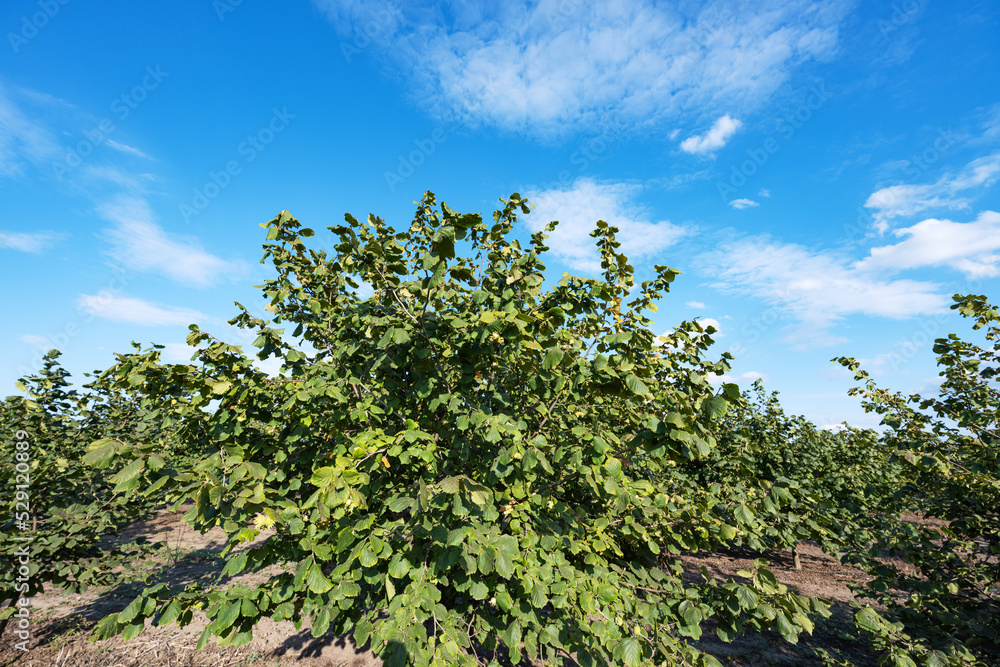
160 343 196 363
700 236 950 346
729 198 759 209
709 370 769 385
981 104 1000 144
353 281 375 300
648 169 713 191
758 188 771 197
78 292 206 326
680 115 743 155
525 178 688 272
98 194 243 287
106 140 152 160
697 317 723 336
254 356 285 377
865 152 1000 232
20 334 54 351
856 211 1000 278
686 300 706 309
315 0 851 136
0 84 61 177
0 230 63 253
80 165 150 191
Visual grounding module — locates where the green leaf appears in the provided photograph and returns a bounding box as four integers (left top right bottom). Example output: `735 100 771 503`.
855 607 885 635
494 548 515 579
774 612 795 641
734 503 755 525
306 562 333 594
543 347 564 370
388 496 414 512
310 466 337 487
110 458 146 487
477 547 495 575
215 602 241 631
735 586 758 610
155 601 182 627
384 574 395 602
619 637 641 667
722 382 741 400
359 547 378 568
440 476 461 494
388 555 410 579
703 396 728 419
84 439 118 468
625 374 650 397
117 596 144 624
470 580 488 600
122 621 144 642
604 457 622 477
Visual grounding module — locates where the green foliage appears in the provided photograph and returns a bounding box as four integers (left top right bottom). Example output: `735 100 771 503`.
84 192 828 665
677 381 905 558
836 294 1000 666
0 352 177 632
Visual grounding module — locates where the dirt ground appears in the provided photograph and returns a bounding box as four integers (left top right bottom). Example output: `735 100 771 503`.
0 508 892 666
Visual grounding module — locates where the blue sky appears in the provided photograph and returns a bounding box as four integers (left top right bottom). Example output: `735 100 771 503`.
2 0 999 427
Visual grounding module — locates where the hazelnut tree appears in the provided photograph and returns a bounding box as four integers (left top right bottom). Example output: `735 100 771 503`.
88 192 823 665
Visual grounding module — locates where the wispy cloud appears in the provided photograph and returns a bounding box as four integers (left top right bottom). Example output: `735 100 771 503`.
729 198 759 209
79 165 151 191
981 104 1000 144
160 342 196 363
0 84 61 177
864 152 1000 232
0 230 64 253
686 300 706 309
709 370 769 385
19 334 54 351
856 210 1000 278
700 236 950 346
77 292 206 326
680 115 743 155
525 178 688 272
98 194 243 287
106 139 152 160
315 0 851 136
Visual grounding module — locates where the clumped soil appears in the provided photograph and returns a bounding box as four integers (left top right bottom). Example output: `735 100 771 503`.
2 508 909 666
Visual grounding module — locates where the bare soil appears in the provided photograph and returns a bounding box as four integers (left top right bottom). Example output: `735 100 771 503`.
1 508 900 666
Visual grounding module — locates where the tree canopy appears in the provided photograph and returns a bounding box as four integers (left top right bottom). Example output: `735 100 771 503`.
77 192 821 666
